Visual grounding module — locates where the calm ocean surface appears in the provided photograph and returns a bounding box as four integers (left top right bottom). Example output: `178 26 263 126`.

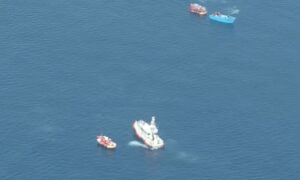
1 0 300 179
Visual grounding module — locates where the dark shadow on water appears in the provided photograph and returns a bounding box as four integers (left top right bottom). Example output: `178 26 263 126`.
189 14 208 24
209 20 235 29
96 143 116 156
189 13 207 19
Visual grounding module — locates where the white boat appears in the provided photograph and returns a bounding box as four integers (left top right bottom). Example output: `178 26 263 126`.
132 116 164 150
96 135 117 149
190 3 207 15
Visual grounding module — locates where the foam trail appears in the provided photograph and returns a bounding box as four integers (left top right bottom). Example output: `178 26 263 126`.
231 9 240 15
176 151 199 163
128 141 148 149
221 0 228 4
226 6 240 15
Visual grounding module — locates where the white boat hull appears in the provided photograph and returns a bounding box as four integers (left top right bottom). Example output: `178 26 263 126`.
97 135 117 149
133 120 164 150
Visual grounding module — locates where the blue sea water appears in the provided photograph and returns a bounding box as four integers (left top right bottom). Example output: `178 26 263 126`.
1 0 300 179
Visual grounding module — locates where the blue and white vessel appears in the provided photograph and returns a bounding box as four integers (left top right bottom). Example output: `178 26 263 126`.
209 12 236 24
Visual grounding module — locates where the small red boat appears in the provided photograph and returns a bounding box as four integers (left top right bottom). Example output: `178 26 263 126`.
96 135 117 149
190 3 207 15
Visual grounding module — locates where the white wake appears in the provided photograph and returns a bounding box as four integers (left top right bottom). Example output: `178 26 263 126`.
164 139 199 163
176 151 199 163
226 6 240 15
128 141 148 149
198 0 207 3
